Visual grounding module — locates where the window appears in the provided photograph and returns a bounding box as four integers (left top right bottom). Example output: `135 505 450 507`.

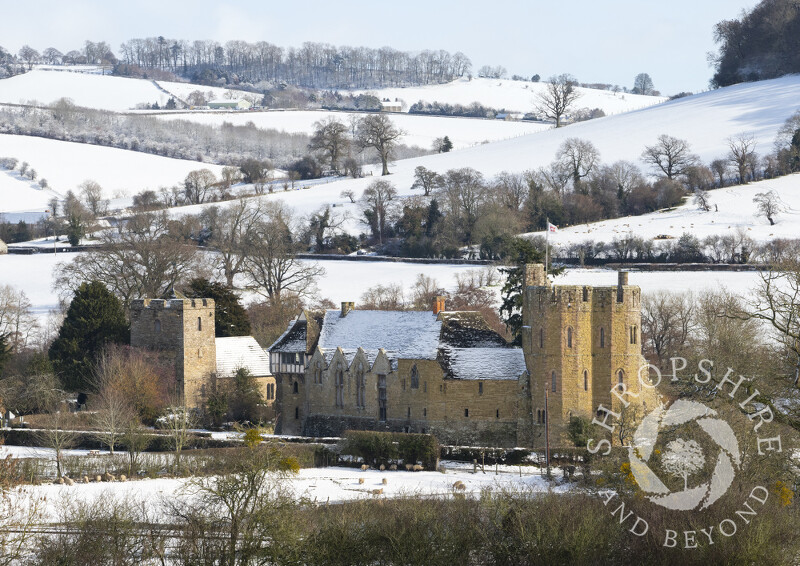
464 408 469 418
630 326 638 345
539 328 544 348
496 409 500 419
567 327 573 348
600 327 605 348
292 381 299 394
407 406 411 418
335 364 344 407
294 407 299 419
551 370 557 392
423 407 427 418
478 382 483 395
423 382 427 393
281 352 301 365
618 370 625 392
378 374 387 421
583 287 589 302
584 370 589 392
314 361 323 384
154 319 161 333
410 365 419 389
197 316 202 331
537 409 541 423
356 363 366 408
402 379 406 390
266 383 275 400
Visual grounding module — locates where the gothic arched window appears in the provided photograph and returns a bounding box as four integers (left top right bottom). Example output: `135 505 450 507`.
584 370 589 392
410 364 419 389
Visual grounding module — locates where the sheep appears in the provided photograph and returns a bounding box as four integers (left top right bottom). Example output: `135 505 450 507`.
358 478 365 484
379 464 385 471
371 488 383 495
405 464 413 471
64 477 75 486
119 474 127 482
389 464 398 471
412 465 423 472
360 464 369 471
382 478 388 485
453 481 466 491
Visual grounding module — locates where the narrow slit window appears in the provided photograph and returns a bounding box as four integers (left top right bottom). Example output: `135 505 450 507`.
551 370 557 392
600 327 605 348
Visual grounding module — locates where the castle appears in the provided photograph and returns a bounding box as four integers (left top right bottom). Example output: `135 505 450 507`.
270 264 656 447
129 297 275 412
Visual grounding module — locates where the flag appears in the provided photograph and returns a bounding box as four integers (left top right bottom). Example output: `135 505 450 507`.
547 222 558 233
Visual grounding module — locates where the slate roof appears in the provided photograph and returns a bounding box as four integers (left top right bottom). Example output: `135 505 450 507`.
216 336 271 378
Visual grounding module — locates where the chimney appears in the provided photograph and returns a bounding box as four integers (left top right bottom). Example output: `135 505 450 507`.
341 302 355 317
433 296 446 315
617 271 628 303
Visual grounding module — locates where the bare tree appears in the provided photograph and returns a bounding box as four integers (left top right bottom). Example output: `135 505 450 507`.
120 419 151 477
158 402 197 470
205 200 264 287
220 166 243 190
0 285 38 352
555 138 600 192
340 189 356 203
308 117 350 173
360 179 398 244
355 114 404 175
641 135 698 179
410 165 443 197
693 189 711 211
633 73 655 95
753 190 784 225
710 158 729 187
535 74 581 127
18 45 39 70
437 168 486 245
183 169 218 204
242 203 325 304
728 133 757 183
743 261 800 385
35 411 79 478
54 211 199 307
641 291 695 367
91 355 138 455
78 180 108 217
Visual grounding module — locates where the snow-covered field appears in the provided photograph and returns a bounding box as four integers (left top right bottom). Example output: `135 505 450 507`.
0 69 169 111
11 461 563 524
0 251 763 326
156 109 550 150
0 167 61 214
0 134 224 199
354 77 668 115
532 173 800 245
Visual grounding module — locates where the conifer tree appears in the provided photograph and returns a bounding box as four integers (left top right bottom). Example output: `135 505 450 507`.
187 278 251 337
49 281 129 392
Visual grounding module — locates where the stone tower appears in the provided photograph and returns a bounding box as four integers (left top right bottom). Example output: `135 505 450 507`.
521 265 652 447
130 298 217 409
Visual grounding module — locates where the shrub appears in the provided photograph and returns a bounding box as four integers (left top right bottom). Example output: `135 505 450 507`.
340 430 439 469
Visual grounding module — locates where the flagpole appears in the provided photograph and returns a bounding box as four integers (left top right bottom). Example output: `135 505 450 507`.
545 218 549 275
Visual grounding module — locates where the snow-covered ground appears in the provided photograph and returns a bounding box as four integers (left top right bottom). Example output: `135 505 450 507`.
0 251 764 326
531 173 800 245
0 69 170 111
0 167 62 214
11 462 565 524
0 134 224 199
354 77 667 115
155 109 550 150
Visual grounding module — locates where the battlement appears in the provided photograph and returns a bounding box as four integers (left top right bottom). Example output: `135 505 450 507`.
130 298 215 311
526 284 639 312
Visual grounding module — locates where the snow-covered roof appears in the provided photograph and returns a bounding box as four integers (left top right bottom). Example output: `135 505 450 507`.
318 310 441 362
439 347 526 381
216 336 271 378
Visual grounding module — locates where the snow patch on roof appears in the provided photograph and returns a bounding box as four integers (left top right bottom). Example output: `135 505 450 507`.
216 336 271 378
440 347 526 381
318 310 441 362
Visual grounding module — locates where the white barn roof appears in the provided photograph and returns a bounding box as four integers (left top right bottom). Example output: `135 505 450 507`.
215 336 271 378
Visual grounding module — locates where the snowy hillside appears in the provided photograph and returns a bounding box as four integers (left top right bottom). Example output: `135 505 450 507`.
528 173 800 245
156 109 550 150
173 75 800 235
0 167 62 214
354 77 668 115
0 135 225 199
0 69 169 111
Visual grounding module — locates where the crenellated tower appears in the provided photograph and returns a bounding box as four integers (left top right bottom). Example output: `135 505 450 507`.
130 298 216 409
521 265 653 447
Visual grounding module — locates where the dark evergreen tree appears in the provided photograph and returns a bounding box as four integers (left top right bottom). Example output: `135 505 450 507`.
165 97 177 110
499 238 545 346
48 281 129 392
441 136 453 153
187 278 251 337
227 367 265 423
